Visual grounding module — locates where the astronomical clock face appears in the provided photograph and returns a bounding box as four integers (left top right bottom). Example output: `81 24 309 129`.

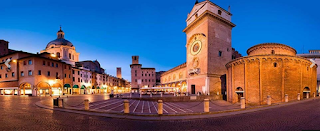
190 40 202 55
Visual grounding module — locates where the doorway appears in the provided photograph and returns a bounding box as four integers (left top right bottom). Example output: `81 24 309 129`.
191 85 195 94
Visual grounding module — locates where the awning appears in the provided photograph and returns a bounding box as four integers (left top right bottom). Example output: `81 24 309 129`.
92 86 95 89
81 85 85 89
73 85 79 88
97 86 100 89
64 84 71 88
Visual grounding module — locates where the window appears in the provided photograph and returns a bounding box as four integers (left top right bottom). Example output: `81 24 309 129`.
81 74 82 77
142 79 143 82
28 60 32 65
0 66 2 69
21 71 24 77
142 74 143 76
78 71 80 75
69 66 71 70
47 71 50 76
65 74 67 78
81 79 82 82
149 74 150 76
135 74 137 76
218 10 222 15
12 72 15 77
219 51 222 57
69 74 70 78
0 74 1 78
149 79 150 82
73 77 75 82
135 79 137 82
72 70 74 74
56 63 58 68
273 63 277 67
5 74 7 78
38 70 41 75
43 61 45 65
23 61 26 65
57 52 60 58
51 63 54 67
69 53 71 59
78 78 80 82
28 70 32 76
135 70 137 73
271 50 275 54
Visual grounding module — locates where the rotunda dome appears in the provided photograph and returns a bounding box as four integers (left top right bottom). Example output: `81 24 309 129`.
46 27 74 49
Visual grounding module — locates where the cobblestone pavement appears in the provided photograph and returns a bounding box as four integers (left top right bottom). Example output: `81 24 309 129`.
1 95 320 131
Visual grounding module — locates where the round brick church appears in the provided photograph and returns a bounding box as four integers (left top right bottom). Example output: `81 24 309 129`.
226 43 317 105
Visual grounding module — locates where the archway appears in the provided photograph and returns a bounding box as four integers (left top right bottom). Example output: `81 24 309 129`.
235 87 244 102
51 83 62 96
303 87 310 98
181 81 187 93
81 85 86 94
19 83 32 96
64 84 71 94
36 82 51 96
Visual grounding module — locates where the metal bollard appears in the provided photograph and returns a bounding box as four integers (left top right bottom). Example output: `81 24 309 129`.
158 100 163 115
160 92 163 97
240 97 245 109
58 98 64 108
124 100 129 114
150 93 152 97
204 99 209 112
267 95 271 105
84 99 89 111
285 94 288 103
297 93 300 101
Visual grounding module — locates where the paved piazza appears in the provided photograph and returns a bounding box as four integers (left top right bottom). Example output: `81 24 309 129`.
0 95 320 130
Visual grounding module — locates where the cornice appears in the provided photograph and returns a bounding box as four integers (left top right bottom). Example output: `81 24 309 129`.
183 10 236 33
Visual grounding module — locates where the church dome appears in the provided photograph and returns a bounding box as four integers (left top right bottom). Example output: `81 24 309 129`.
46 27 74 49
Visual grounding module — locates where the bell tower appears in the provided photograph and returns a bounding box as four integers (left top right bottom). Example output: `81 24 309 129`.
183 0 236 97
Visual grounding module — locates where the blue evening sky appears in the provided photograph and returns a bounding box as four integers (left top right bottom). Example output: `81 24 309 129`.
0 0 319 81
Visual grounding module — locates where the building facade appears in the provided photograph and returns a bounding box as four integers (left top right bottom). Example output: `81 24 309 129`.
226 43 317 105
159 0 240 98
130 56 156 92
298 50 320 94
0 28 130 96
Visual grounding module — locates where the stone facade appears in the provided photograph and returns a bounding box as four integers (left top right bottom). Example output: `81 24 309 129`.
226 43 317 105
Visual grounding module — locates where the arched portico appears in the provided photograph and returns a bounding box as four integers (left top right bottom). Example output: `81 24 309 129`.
36 82 51 96
19 83 32 96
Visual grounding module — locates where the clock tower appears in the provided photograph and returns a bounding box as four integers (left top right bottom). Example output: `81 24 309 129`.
183 0 235 97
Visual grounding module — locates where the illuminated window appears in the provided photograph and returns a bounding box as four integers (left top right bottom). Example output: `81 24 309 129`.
28 60 32 65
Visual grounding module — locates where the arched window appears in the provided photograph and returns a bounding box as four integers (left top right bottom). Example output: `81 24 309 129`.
271 50 275 54
56 52 60 58
69 53 71 59
218 10 222 15
273 63 277 67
